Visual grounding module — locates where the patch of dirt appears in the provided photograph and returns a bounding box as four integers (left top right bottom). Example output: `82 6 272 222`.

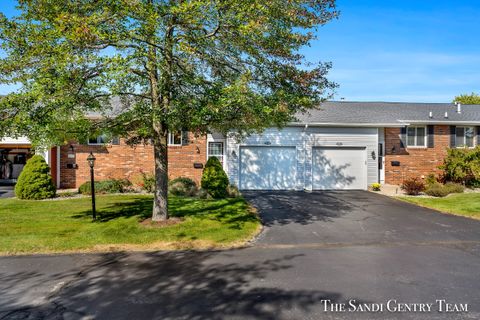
140 217 184 228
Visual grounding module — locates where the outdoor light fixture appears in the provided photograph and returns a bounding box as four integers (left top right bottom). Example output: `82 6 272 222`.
231 150 237 158
67 145 75 159
371 151 376 160
87 152 97 220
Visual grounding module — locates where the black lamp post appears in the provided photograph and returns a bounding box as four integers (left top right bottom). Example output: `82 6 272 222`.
87 152 97 220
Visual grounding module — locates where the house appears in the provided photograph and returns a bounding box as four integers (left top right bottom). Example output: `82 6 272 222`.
1 101 479 190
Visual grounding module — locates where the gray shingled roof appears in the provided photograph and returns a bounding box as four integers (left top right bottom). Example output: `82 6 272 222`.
294 101 480 126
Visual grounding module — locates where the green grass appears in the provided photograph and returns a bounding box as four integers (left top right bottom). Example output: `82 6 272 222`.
0 195 261 255
398 193 480 219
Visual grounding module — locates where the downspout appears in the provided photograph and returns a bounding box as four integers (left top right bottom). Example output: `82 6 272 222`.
57 146 61 188
304 124 308 191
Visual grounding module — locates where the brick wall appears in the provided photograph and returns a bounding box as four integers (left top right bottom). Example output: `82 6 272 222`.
60 133 207 189
384 125 450 185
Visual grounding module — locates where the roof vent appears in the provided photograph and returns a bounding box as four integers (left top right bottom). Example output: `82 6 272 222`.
429 111 433 118
456 103 462 114
444 111 448 119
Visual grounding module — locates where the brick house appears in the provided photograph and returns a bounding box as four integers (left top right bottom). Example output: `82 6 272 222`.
1 101 479 190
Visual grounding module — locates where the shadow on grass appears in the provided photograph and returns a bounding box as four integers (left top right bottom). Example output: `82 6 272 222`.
72 196 258 228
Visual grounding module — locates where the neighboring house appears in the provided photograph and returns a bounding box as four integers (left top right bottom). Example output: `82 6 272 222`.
1 101 479 190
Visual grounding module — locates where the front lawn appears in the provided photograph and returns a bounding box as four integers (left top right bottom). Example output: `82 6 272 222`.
0 195 261 255
398 193 480 219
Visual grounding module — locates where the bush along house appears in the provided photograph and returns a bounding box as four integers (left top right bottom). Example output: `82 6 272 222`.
1 101 479 190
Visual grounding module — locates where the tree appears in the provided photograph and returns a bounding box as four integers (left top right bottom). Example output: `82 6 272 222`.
454 93 480 104
0 0 337 220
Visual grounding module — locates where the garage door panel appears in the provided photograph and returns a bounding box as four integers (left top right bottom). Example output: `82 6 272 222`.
240 147 296 190
312 147 366 190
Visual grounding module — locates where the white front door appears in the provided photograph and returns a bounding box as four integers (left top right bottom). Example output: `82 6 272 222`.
312 147 367 190
239 146 297 190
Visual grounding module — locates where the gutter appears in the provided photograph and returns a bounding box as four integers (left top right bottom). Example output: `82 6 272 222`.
288 122 409 128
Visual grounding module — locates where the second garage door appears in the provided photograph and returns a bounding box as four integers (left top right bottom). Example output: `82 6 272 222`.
312 147 367 190
239 146 297 190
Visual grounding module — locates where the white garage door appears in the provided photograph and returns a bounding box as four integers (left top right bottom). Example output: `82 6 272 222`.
240 146 297 190
312 147 367 190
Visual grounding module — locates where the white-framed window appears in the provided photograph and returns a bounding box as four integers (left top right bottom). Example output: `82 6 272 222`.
208 142 224 164
168 131 182 146
456 126 475 148
406 126 427 147
88 135 120 145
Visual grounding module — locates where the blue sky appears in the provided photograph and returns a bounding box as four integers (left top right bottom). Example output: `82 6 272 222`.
1 0 479 102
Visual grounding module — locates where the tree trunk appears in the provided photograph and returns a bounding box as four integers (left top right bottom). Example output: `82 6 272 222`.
152 129 169 221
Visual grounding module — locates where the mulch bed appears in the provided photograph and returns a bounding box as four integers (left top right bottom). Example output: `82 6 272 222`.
140 217 184 228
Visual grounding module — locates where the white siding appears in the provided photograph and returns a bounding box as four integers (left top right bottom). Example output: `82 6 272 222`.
226 126 379 190
0 136 31 145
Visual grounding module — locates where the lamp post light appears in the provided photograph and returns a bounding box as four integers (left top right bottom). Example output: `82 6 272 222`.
87 152 97 220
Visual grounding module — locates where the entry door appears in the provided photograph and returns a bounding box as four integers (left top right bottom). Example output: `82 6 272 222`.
312 147 367 190
239 146 297 190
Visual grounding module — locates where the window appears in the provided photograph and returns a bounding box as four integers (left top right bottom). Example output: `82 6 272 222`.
208 142 224 164
168 131 182 146
88 135 120 145
406 126 426 147
456 127 475 148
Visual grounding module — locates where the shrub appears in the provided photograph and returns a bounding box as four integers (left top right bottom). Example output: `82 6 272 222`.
78 179 132 195
401 178 425 196
425 174 438 187
424 182 464 198
15 155 56 200
440 147 480 187
371 183 381 191
425 183 450 197
201 157 229 198
196 188 210 199
140 171 155 193
169 177 198 196
227 184 241 198
444 182 465 194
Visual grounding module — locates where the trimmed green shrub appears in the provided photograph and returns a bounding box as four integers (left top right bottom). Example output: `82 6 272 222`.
371 183 381 191
201 157 229 198
196 188 210 199
425 174 438 187
425 183 450 197
15 155 56 200
140 171 155 193
78 179 132 195
401 178 425 196
169 177 197 196
444 182 465 194
440 147 480 187
424 182 464 197
227 184 241 198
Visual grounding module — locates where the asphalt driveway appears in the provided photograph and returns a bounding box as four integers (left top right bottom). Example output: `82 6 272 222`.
244 191 480 246
0 185 14 198
1 191 480 319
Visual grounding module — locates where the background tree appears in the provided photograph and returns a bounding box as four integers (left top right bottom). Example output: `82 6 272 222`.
0 0 337 220
454 93 480 104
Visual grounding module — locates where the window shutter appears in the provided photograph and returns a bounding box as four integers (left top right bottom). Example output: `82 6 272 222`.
450 126 456 147
400 127 407 148
477 127 480 147
181 130 189 145
427 125 434 148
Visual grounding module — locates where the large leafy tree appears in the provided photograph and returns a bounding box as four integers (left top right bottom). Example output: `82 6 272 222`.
0 0 337 220
454 93 480 104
